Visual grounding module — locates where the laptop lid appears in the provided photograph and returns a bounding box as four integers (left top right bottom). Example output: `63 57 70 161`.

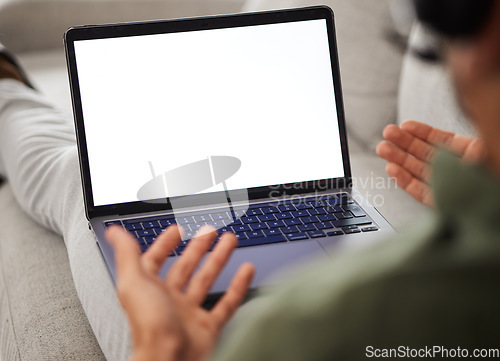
64 6 351 221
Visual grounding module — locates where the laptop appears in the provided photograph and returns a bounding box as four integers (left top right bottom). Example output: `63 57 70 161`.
64 6 394 296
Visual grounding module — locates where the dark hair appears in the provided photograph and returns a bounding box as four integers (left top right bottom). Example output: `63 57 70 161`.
414 0 496 38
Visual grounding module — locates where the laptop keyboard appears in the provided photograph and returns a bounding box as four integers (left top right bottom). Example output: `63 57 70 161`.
104 193 379 255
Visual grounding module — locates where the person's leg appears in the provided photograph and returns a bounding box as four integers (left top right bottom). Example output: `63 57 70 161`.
0 67 131 359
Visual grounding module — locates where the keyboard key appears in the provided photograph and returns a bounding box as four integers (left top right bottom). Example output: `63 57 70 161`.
137 229 155 237
268 220 286 228
154 227 165 235
262 206 279 214
125 223 142 231
258 214 276 222
142 221 160 228
296 203 313 210
194 214 212 222
309 200 328 207
332 217 372 228
298 224 316 232
238 234 287 248
361 226 379 232
326 230 344 236
213 212 230 220
218 227 233 234
104 220 122 227
251 223 268 230
308 230 327 238
242 216 259 224
284 218 302 226
233 233 248 241
247 230 265 238
207 220 226 228
301 216 319 224
318 214 336 222
228 218 243 226
232 209 246 218
144 236 157 244
282 226 299 234
335 212 353 220
309 208 326 215
276 212 293 220
326 206 343 213
315 222 334 230
178 217 195 224
233 225 251 232
286 232 309 241
246 208 263 216
343 205 366 217
344 228 361 234
264 228 282 236
190 223 205 231
278 204 296 212
136 237 147 245
292 210 309 217
328 198 348 206
160 219 176 227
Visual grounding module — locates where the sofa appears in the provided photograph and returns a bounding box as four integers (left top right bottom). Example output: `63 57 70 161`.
0 0 469 359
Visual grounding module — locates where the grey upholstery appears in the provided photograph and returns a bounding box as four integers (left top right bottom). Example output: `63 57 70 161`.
0 184 105 360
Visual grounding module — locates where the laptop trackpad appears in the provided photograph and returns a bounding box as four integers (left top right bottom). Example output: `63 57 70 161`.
208 240 327 294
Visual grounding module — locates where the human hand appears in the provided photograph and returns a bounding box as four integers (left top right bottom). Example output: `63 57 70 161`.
376 120 485 207
106 225 255 361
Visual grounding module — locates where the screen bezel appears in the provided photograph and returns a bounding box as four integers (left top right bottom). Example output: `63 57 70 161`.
64 6 352 220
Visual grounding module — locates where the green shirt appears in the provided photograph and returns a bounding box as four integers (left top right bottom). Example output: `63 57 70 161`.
214 151 500 360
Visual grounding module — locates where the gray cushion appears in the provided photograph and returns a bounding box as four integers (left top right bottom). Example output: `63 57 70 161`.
0 183 104 360
244 0 404 153
398 24 476 137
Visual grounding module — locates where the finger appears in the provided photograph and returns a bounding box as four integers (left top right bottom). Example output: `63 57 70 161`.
211 263 255 330
462 137 487 163
401 120 477 157
386 163 434 207
376 140 432 183
186 232 238 305
106 225 143 282
141 225 184 276
165 226 217 291
382 124 437 162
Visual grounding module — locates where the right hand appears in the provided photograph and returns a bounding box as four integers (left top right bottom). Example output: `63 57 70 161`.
376 120 485 207
107 225 255 361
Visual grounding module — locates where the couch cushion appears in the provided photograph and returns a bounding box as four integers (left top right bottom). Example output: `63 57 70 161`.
0 0 245 53
244 0 404 153
398 24 476 137
0 183 104 360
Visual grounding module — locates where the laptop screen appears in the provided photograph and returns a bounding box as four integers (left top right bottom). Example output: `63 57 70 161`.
72 16 346 207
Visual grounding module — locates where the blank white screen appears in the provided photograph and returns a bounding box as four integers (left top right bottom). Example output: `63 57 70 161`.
74 19 345 206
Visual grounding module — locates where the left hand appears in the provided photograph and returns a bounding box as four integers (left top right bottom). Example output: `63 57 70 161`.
106 225 255 361
376 120 485 207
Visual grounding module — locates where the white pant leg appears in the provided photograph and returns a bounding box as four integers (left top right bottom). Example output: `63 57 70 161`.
0 79 132 360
